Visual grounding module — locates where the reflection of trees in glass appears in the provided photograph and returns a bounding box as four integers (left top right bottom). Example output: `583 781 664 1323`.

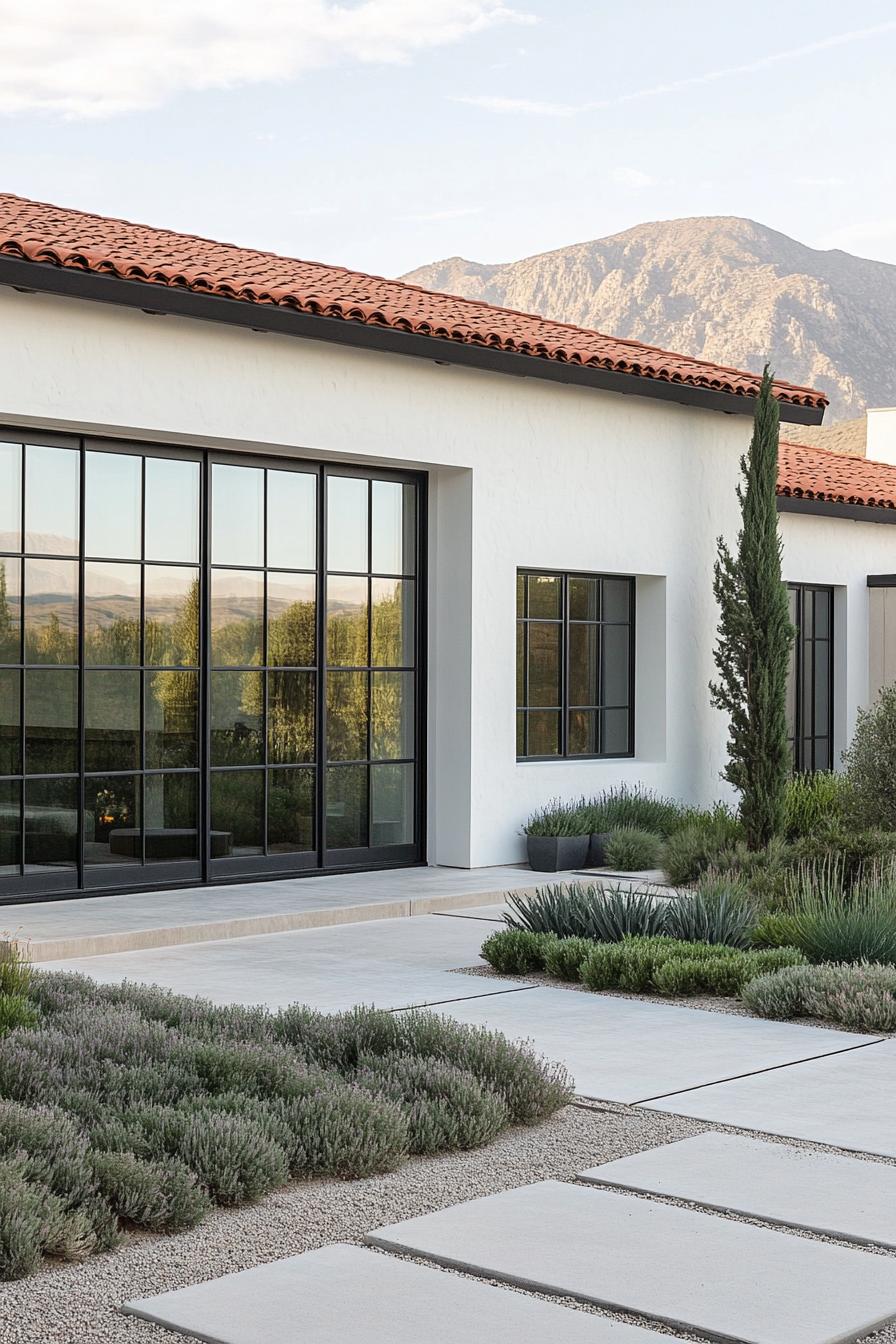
0 561 18 662
86 612 140 665
211 671 263 765
268 672 314 763
327 599 367 667
147 671 198 768
372 580 409 666
268 770 314 851
326 766 367 848
26 610 78 665
146 575 200 666
211 771 263 849
268 598 315 667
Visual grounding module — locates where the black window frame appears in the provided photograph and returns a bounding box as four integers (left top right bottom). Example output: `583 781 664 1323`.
786 583 834 773
516 568 635 762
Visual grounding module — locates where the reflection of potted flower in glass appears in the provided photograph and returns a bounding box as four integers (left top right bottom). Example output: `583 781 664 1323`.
93 788 132 842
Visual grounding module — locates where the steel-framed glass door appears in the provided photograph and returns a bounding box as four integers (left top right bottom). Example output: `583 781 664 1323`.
0 432 425 902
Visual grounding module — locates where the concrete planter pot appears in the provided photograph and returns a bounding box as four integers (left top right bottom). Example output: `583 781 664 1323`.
587 831 613 867
526 834 589 873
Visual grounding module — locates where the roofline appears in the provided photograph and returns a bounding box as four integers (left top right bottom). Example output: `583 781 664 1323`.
777 496 896 525
0 256 824 425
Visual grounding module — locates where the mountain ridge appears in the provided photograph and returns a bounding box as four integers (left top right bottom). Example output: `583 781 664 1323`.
400 217 896 420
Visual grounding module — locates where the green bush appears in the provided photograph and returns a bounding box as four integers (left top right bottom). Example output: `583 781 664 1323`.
523 798 590 837
603 827 664 872
0 943 31 999
742 961 896 1032
480 929 553 975
543 935 593 981
780 860 896 965
354 1052 507 1154
0 995 37 1038
91 1151 209 1232
585 786 687 838
664 873 756 948
783 772 848 838
842 685 896 831
579 936 805 997
663 809 742 885
790 827 896 888
505 882 667 941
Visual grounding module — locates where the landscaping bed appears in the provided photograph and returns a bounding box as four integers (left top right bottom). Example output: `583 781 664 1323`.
0 964 572 1282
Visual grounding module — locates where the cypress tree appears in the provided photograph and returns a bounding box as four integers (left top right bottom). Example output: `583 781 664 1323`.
710 365 794 849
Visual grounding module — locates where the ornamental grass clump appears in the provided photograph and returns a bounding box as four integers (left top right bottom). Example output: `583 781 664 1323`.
584 785 686 838
664 873 756 949
742 962 896 1033
505 881 667 941
0 974 570 1280
782 858 896 964
522 798 589 837
603 827 664 872
783 771 848 839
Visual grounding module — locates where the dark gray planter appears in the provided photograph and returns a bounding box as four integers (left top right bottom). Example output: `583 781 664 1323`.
587 831 613 867
526 834 589 873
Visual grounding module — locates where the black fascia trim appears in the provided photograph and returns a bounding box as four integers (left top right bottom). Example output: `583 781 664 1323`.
777 496 896 525
867 574 896 587
0 255 824 424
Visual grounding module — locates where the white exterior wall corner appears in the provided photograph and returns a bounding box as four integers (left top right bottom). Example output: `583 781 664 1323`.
0 284 861 870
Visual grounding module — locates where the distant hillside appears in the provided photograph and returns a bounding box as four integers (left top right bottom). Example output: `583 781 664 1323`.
401 218 896 421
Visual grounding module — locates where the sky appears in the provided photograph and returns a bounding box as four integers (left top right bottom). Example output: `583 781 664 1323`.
1 0 895 277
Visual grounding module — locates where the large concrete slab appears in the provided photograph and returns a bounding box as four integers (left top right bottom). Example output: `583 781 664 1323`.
643 1037 896 1158
41 913 533 1012
581 1132 896 1248
418 985 876 1103
123 1243 667 1343
367 1181 896 1344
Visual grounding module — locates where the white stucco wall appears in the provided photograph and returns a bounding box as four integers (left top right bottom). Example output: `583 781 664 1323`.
1 285 888 867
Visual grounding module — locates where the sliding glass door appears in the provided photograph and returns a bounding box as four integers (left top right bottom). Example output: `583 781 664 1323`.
0 435 425 901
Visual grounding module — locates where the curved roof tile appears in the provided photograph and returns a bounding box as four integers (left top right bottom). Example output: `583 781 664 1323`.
0 192 826 410
778 441 896 511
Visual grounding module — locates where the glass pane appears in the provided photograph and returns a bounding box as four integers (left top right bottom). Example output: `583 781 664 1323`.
145 567 200 667
372 480 415 575
24 776 78 871
211 570 263 666
25 445 79 555
0 670 19 774
516 572 525 618
211 770 263 855
371 671 414 760
327 476 368 572
211 670 263 765
84 562 140 665
146 670 199 768
601 706 631 755
267 573 315 667
516 709 525 756
814 589 831 638
371 762 414 846
569 708 598 756
372 578 414 667
516 624 525 704
24 559 78 663
145 773 199 862
602 579 632 623
268 470 316 570
85 669 141 772
85 773 141 867
0 558 21 662
601 625 631 706
569 576 599 621
814 645 830 735
326 670 368 761
526 710 560 757
25 669 77 773
326 576 368 667
0 442 21 551
212 464 263 566
786 640 798 737
326 765 368 849
268 670 315 764
527 574 560 619
814 737 832 772
569 624 598 706
527 622 560 706
145 458 200 563
85 451 141 559
268 768 314 854
803 593 815 639
0 778 20 875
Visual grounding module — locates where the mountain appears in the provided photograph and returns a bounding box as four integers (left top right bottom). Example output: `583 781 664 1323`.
400 218 896 421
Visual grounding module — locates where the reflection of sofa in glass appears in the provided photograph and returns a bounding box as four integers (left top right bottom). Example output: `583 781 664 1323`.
0 804 84 864
108 828 233 860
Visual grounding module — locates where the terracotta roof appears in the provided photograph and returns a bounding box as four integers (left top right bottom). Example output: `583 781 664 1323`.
778 441 896 511
0 192 826 411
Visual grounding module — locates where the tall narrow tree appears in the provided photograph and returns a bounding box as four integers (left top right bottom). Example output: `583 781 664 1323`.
710 365 794 849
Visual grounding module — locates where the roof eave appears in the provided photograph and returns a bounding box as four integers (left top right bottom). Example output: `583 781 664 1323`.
0 255 825 425
777 496 896 525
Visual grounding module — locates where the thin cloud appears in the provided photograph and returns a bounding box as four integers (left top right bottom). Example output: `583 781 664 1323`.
396 206 483 222
459 20 896 116
612 167 654 188
0 1 534 119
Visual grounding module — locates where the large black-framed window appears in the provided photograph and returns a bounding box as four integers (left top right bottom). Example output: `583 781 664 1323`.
786 583 834 772
516 570 635 760
0 431 426 903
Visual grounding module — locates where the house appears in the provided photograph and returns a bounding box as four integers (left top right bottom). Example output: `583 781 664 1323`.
0 193 893 902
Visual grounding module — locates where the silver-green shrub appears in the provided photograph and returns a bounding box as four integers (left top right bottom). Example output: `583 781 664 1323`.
603 827 664 872
742 961 896 1032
